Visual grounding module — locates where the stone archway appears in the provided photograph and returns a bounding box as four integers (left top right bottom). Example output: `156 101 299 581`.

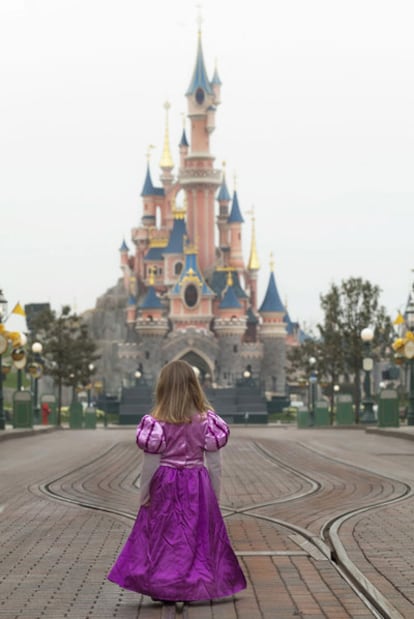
179 351 212 385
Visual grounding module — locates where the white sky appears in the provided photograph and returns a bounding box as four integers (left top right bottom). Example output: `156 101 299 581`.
1 0 414 330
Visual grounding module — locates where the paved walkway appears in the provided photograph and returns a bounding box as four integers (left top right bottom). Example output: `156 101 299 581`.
1 425 414 618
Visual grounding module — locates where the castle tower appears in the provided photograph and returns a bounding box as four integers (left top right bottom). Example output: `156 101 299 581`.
162 204 187 286
136 270 169 383
214 271 247 385
168 243 214 331
259 256 287 394
216 165 231 262
105 21 292 398
179 115 189 169
180 29 221 273
227 186 245 273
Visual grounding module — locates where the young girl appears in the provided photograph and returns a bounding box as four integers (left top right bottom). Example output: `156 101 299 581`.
107 360 246 603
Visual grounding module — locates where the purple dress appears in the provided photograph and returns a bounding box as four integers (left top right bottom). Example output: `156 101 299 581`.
107 410 247 602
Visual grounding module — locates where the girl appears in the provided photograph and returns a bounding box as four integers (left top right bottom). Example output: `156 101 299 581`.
107 360 246 603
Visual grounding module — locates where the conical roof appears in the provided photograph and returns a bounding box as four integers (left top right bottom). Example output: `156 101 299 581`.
259 272 284 313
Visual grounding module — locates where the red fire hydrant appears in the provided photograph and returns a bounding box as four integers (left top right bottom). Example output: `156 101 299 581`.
41 402 51 425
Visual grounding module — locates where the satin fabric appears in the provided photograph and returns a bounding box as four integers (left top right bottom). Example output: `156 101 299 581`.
107 411 247 601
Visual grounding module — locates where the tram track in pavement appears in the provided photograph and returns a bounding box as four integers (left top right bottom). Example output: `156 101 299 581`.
32 438 413 619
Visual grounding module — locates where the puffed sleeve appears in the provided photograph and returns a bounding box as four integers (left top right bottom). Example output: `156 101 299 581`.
204 410 230 452
136 415 166 454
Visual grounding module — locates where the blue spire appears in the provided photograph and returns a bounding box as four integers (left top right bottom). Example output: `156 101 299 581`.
259 272 285 313
141 164 155 196
119 239 129 252
164 217 187 254
179 129 189 147
128 294 136 306
219 285 242 309
217 176 231 202
140 286 163 309
140 163 165 197
211 66 222 86
228 190 244 223
186 33 213 97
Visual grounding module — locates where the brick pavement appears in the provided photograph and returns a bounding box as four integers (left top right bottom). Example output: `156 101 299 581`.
1 426 413 617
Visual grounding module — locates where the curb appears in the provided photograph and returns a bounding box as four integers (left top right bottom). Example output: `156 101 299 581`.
0 426 62 442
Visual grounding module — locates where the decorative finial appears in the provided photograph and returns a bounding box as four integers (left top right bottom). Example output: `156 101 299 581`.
246 205 256 222
226 271 233 287
233 171 237 190
247 206 259 271
196 3 203 33
146 144 155 162
160 101 174 169
270 252 275 272
181 112 186 129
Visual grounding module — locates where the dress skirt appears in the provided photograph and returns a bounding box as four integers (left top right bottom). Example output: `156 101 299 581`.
107 465 246 601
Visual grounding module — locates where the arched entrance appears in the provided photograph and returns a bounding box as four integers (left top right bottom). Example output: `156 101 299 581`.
179 351 212 385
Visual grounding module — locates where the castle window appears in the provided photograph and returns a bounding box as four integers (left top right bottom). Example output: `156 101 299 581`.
145 351 150 360
233 345 238 353
195 88 205 105
174 262 183 275
184 283 198 308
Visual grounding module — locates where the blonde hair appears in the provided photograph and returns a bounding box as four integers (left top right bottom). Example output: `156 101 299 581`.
152 360 212 423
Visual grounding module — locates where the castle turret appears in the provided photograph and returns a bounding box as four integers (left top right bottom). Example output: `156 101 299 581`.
136 269 169 382
216 164 231 259
214 271 247 385
211 62 222 104
162 204 187 285
168 243 214 331
228 188 245 272
258 256 287 394
179 114 189 169
180 29 221 272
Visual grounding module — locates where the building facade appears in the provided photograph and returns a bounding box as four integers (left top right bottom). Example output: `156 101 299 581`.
95 29 299 396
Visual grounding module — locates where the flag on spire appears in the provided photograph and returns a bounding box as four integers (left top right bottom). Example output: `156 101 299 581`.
11 302 26 317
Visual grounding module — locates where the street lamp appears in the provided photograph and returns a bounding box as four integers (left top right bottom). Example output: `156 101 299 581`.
134 369 142 386
308 357 317 426
393 290 414 425
87 363 95 406
0 290 8 430
31 342 43 424
360 327 375 424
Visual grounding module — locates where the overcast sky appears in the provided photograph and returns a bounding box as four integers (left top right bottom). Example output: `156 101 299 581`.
1 0 414 330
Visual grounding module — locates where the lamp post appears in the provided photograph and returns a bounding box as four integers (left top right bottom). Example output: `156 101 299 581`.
134 369 142 387
87 363 95 406
31 342 43 424
404 292 414 425
0 290 8 430
308 357 317 427
360 327 375 424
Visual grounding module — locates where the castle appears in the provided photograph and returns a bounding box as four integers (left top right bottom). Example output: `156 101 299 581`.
92 28 300 399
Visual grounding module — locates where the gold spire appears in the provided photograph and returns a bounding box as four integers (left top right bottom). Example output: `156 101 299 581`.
270 252 275 272
159 101 174 169
226 270 234 287
247 207 260 271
